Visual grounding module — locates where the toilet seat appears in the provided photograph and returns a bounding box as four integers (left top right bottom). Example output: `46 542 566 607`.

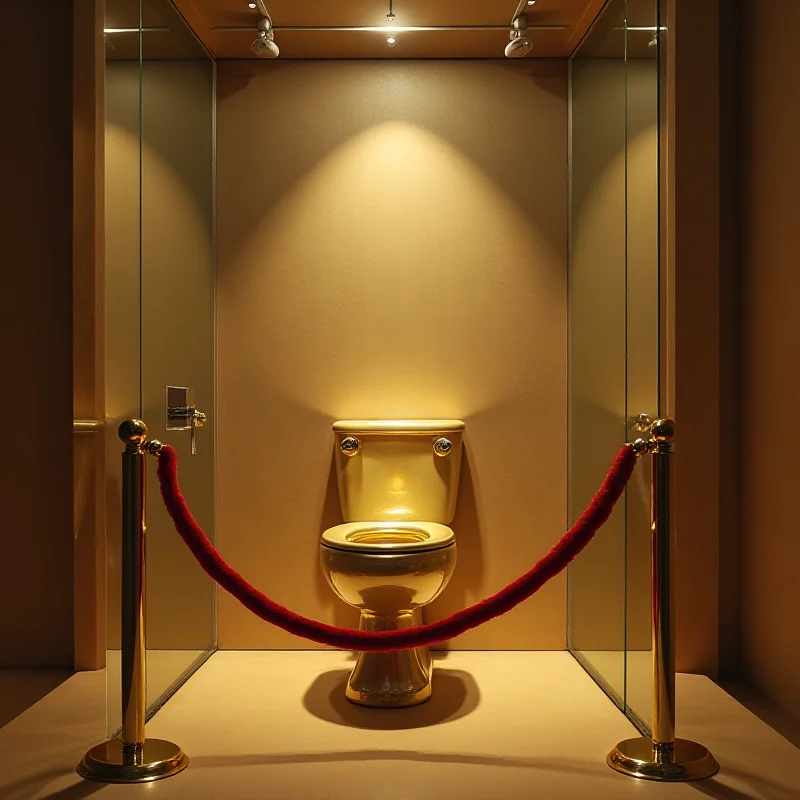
321 521 454 554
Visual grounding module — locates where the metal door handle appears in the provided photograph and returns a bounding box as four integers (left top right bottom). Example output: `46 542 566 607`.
166 387 207 455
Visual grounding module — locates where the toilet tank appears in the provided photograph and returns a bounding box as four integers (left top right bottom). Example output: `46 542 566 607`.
333 420 465 524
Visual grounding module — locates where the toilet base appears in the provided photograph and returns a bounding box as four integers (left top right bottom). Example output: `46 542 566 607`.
346 611 433 708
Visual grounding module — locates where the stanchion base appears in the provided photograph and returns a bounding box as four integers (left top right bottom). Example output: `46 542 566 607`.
607 737 719 782
78 739 188 783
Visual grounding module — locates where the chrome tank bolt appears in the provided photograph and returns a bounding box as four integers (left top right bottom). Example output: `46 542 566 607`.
340 437 361 457
433 437 452 457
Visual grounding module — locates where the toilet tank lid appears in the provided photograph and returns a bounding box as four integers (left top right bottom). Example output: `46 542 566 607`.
332 419 465 434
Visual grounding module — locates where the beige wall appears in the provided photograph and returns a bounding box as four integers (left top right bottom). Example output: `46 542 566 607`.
216 60 568 650
105 60 216 654
740 0 800 720
0 2 75 668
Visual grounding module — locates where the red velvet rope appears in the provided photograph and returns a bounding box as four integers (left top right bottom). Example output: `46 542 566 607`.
155 444 637 652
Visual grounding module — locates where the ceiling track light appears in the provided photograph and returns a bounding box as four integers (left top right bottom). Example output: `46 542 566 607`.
505 16 533 58
386 0 397 46
252 14 279 57
506 0 534 58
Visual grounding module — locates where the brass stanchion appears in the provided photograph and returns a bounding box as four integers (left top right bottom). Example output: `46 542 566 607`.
607 419 719 781
79 420 189 783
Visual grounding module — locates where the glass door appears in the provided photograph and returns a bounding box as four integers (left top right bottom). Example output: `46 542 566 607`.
567 0 661 732
623 0 661 731
104 0 215 735
104 0 143 736
139 0 216 715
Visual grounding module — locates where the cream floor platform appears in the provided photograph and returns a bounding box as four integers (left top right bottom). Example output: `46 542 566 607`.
0 669 72 729
105 649 208 732
0 651 798 800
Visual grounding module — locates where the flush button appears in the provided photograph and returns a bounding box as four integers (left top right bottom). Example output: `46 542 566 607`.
433 437 452 457
341 437 361 457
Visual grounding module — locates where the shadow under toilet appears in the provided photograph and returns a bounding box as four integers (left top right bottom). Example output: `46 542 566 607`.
302 668 481 730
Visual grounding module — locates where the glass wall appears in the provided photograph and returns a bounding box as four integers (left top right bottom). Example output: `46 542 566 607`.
567 0 661 732
104 0 215 735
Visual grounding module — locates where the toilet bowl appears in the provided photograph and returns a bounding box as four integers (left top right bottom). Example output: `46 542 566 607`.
319 420 465 708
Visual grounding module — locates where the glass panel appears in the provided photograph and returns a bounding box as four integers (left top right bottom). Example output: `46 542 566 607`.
104 0 215 736
567 0 628 709
104 0 143 737
140 0 216 710
568 0 661 733
624 0 661 731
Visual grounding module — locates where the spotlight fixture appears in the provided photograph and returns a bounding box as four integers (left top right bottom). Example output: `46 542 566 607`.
384 0 397 47
505 16 533 58
252 15 279 57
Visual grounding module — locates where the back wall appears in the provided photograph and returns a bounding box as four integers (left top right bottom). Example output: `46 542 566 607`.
216 59 568 649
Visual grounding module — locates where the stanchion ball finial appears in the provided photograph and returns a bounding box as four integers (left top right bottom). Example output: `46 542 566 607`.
119 419 148 446
651 418 676 444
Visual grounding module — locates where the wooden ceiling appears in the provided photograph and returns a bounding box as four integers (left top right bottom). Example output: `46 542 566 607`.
575 0 660 59
104 0 659 62
168 0 610 59
106 0 210 60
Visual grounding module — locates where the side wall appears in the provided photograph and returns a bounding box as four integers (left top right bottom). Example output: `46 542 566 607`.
0 2 75 667
739 0 800 720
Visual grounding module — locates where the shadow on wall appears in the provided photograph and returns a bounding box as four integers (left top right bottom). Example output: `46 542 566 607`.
302 668 480 729
217 59 567 264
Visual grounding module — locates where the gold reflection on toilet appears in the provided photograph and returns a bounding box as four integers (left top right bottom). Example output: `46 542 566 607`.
320 419 464 707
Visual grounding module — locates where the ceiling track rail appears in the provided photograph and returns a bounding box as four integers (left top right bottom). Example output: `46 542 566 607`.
212 24 568 33
512 0 530 23
255 0 273 26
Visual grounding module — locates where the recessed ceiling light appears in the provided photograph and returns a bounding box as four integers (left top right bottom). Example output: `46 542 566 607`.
386 35 397 46
248 2 256 7
527 1 536 5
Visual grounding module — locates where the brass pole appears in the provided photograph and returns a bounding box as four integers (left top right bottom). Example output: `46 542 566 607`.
607 419 719 781
651 429 675 748
120 423 147 749
79 420 189 783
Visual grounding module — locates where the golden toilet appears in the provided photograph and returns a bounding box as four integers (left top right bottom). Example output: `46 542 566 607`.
320 419 464 708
